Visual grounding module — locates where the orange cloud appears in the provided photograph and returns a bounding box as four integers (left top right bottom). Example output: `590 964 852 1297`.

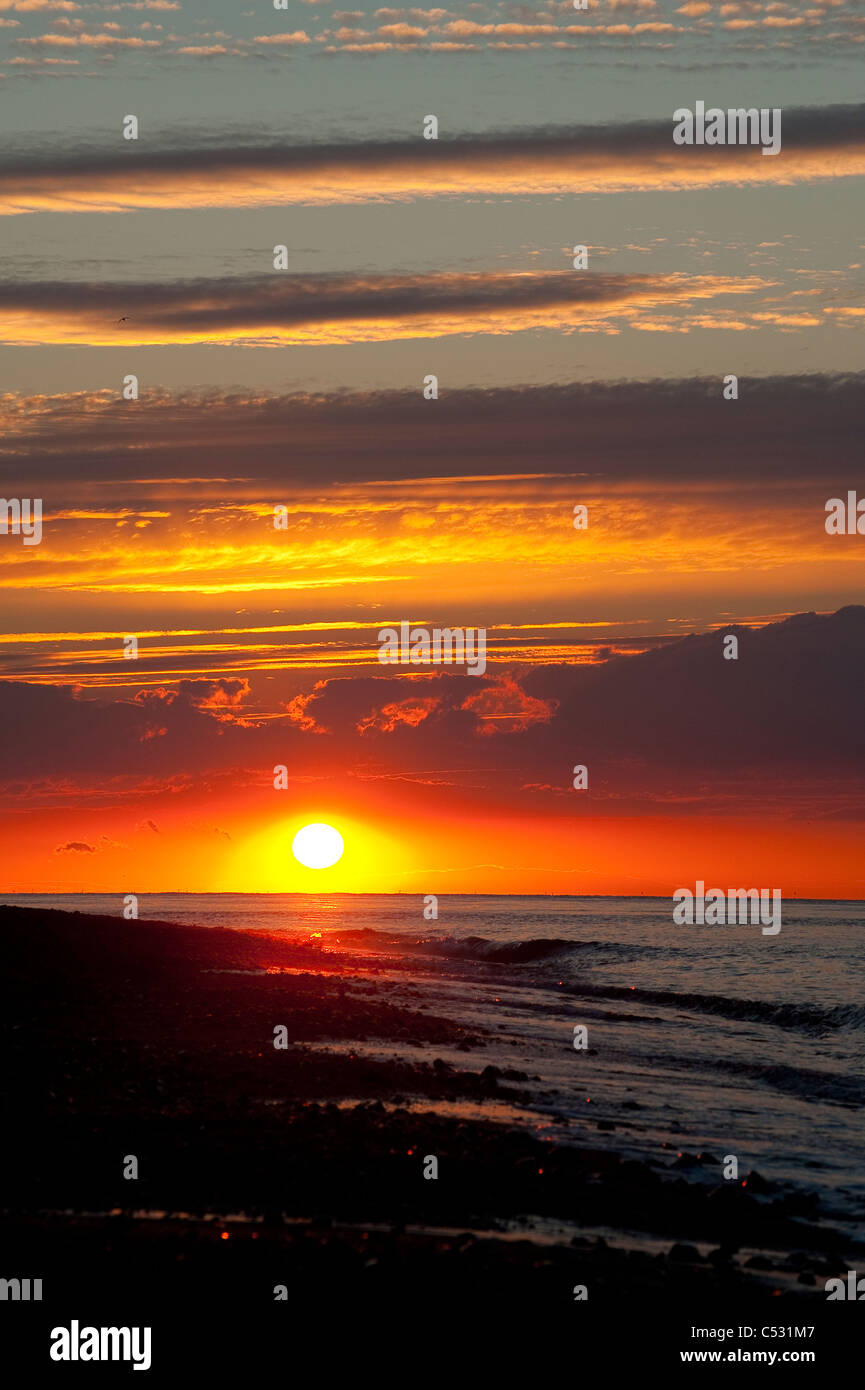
16 31 161 45
0 108 861 214
0 1 81 10
461 675 557 735
357 695 440 733
251 31 311 44
0 270 772 346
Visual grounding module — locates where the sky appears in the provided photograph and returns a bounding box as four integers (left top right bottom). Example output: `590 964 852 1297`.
0 0 863 895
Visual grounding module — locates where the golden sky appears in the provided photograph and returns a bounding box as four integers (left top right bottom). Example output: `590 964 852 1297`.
1 24 863 895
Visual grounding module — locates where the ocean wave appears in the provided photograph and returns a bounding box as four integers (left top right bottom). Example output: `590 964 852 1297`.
578 985 865 1035
415 934 583 963
719 1058 865 1105
334 929 646 964
328 930 864 1035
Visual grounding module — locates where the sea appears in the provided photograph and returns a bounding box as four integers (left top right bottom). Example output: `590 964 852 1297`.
4 892 864 1243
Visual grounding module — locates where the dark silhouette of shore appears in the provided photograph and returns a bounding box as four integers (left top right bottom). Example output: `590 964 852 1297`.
1 904 858 1335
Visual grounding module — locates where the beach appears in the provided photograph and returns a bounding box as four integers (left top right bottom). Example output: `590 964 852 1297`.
2 897 861 1350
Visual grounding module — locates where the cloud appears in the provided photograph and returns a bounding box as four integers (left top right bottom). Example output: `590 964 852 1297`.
357 694 440 733
55 840 96 853
1 374 860 491
0 106 861 214
0 375 859 617
176 44 234 56
0 2 81 10
251 30 311 44
16 30 161 46
460 674 557 735
0 269 771 345
0 678 277 788
3 609 863 823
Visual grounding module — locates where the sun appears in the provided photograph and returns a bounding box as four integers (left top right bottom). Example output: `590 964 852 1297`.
291 822 345 870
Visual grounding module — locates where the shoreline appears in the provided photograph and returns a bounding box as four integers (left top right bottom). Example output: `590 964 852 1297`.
1 903 859 1310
